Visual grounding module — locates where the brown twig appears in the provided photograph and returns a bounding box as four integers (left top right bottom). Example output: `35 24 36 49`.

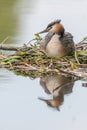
0 45 21 51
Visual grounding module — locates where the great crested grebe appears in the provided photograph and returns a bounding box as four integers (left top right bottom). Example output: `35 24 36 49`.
38 20 75 58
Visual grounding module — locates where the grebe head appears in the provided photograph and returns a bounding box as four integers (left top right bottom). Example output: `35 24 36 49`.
38 19 65 36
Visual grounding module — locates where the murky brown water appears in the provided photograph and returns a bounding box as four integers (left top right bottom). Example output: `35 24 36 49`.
0 0 87 130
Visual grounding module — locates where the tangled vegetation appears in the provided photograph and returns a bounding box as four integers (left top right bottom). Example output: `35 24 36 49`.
0 34 87 78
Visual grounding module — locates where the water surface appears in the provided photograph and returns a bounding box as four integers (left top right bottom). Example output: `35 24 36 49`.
0 0 87 130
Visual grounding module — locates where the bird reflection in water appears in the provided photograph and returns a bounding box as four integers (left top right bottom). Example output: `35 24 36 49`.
39 73 76 110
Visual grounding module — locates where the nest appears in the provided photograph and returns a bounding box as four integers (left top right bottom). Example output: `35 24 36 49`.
0 35 87 79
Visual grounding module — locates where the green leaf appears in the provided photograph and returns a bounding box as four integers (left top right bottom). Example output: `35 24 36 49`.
34 33 42 40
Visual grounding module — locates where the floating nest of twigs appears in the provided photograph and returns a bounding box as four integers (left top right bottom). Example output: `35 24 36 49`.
0 35 87 79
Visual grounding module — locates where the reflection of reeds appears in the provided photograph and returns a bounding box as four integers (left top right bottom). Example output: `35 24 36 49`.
0 0 18 43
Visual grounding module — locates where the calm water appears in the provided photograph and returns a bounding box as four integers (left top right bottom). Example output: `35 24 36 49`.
0 0 87 130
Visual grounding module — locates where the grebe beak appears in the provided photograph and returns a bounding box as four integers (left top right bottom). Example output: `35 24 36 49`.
37 26 52 34
37 28 48 34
